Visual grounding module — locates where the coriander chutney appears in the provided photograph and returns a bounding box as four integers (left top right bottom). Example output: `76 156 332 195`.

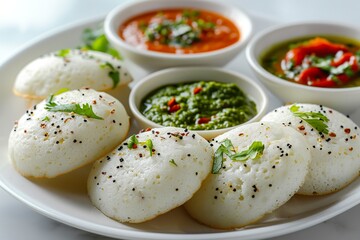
140 81 257 130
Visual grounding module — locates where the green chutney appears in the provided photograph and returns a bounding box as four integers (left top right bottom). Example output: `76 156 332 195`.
140 81 257 130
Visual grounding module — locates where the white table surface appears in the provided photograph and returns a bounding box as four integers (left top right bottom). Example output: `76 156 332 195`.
1 0 360 239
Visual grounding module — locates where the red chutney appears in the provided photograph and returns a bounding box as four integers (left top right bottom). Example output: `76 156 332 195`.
119 9 240 54
261 37 360 88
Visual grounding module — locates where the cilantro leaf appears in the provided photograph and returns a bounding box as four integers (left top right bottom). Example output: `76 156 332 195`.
212 139 235 174
127 136 155 156
212 139 265 174
42 116 50 122
290 104 329 134
169 159 178 166
231 141 265 161
100 62 120 88
81 26 121 59
145 139 153 156
56 49 71 58
45 95 103 120
127 135 139 149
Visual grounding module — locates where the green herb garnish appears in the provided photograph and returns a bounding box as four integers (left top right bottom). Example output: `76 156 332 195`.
81 26 121 59
212 139 235 174
100 62 120 88
169 159 178 166
231 141 265 161
56 49 71 57
54 88 69 96
212 139 265 174
143 10 215 48
290 104 329 134
145 139 153 156
127 134 139 149
45 95 103 120
42 116 50 122
127 135 153 156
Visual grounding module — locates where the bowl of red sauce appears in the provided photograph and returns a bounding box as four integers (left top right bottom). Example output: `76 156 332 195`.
246 22 360 114
104 0 252 71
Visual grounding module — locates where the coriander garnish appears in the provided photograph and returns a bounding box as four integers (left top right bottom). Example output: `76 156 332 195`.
212 139 235 174
127 134 139 149
212 139 265 174
127 135 154 156
231 141 265 161
100 62 120 88
45 95 103 120
145 139 153 156
142 9 215 48
290 105 329 134
81 26 121 59
56 48 71 58
169 159 178 166
42 116 50 122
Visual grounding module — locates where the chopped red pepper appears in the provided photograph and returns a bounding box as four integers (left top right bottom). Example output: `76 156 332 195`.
169 104 181 113
167 97 176 107
193 87 202 94
196 117 211 124
167 96 181 113
296 67 328 85
285 37 349 67
280 37 360 88
331 52 358 71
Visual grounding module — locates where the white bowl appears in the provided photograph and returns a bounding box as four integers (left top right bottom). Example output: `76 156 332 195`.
129 67 268 140
105 0 252 71
246 21 360 114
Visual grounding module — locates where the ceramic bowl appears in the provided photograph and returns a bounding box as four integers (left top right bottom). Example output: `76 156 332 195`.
104 0 252 71
129 67 268 140
246 21 360 114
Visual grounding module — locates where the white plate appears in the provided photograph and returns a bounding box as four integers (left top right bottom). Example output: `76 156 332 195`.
1 15 360 240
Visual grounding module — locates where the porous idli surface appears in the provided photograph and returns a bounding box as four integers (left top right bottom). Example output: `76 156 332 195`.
8 88 130 178
88 127 213 223
262 103 360 195
13 49 132 99
184 122 311 229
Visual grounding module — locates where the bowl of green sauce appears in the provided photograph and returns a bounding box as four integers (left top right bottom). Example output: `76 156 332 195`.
246 21 360 114
129 67 268 140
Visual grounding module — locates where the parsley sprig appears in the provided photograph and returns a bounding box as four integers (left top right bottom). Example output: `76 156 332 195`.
289 105 329 134
45 95 103 120
212 139 265 174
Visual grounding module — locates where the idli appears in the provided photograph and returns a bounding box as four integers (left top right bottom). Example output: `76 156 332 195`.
184 122 311 229
13 49 132 99
88 127 213 223
262 103 360 195
8 88 130 178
